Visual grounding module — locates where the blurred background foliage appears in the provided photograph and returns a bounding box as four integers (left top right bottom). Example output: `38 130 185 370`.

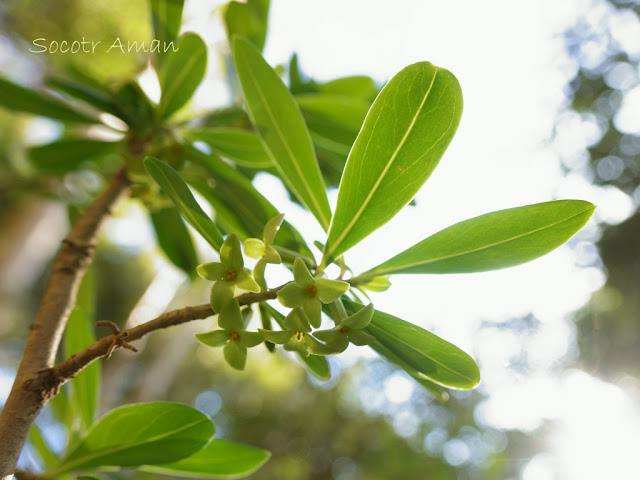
0 0 638 479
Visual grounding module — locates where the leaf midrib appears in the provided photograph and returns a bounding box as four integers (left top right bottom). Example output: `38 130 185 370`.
372 206 592 275
325 68 439 260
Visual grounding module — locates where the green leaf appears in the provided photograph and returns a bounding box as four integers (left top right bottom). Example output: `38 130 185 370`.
223 0 270 52
141 439 270 479
324 62 463 262
150 0 185 68
144 157 224 251
296 94 369 132
49 402 214 475
28 424 59 469
46 77 124 119
150 206 199 278
159 33 207 120
28 139 120 175
64 267 100 436
232 36 331 230
297 94 369 160
0 77 98 123
320 75 378 101
364 200 596 277
112 81 156 130
185 147 313 256
344 300 479 390
191 128 272 168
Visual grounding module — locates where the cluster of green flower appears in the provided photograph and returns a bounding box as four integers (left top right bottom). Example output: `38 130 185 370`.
195 214 374 370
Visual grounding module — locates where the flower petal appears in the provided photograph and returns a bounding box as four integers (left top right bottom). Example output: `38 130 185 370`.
211 281 235 313
316 278 349 304
283 333 310 357
263 213 285 244
195 329 229 347
218 299 244 331
197 262 226 281
263 245 281 264
221 233 244 268
347 330 376 346
223 340 247 370
342 302 374 329
277 283 306 307
293 257 314 287
239 331 265 348
283 307 311 332
253 258 267 291
259 329 294 344
243 238 266 259
236 269 261 293
302 297 322 329
312 328 341 343
306 334 348 355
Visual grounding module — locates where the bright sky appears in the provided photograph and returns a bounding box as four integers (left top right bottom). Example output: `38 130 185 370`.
252 1 639 478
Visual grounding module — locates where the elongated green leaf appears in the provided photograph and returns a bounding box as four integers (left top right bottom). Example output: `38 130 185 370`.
320 75 378 101
159 33 207 120
29 424 59 469
50 402 214 475
150 0 185 68
112 81 156 130
28 139 120 174
0 77 98 123
343 300 479 389
324 62 463 262
191 128 272 168
364 200 596 277
141 439 270 478
297 94 368 161
185 146 313 257
223 0 270 52
64 266 100 436
144 157 223 250
296 94 369 132
150 206 199 278
46 77 123 119
233 36 331 230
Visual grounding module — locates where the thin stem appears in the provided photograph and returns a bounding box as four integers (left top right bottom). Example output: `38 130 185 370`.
28 284 287 398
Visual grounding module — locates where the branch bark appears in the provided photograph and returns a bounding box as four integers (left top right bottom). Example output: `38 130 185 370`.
0 168 130 476
27 285 283 401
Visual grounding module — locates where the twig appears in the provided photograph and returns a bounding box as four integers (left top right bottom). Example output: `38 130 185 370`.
0 167 130 476
26 285 284 407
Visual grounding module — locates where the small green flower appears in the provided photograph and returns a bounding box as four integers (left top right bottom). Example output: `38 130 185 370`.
197 233 260 312
314 303 376 352
244 213 284 290
277 257 349 328
195 299 263 370
259 307 329 357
